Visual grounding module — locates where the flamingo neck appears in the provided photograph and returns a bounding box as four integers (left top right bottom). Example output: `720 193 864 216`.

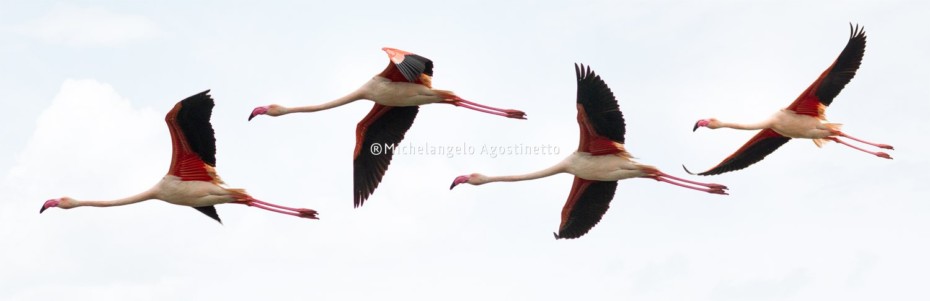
484 162 567 183
73 188 156 208
284 88 365 114
717 119 771 131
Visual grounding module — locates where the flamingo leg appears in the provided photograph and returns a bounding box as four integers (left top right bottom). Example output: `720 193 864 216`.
653 177 728 195
234 200 319 219
835 132 894 150
655 171 728 190
446 98 527 119
828 137 892 159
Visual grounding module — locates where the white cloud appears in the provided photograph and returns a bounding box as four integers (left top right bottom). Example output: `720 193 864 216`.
0 79 166 296
13 4 162 47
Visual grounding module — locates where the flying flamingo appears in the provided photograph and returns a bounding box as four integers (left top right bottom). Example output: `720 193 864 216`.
249 47 527 207
40 90 319 222
688 24 893 176
450 64 728 239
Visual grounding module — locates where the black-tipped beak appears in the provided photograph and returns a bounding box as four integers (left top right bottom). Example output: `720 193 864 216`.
450 175 469 190
692 121 700 132
40 204 48 214
248 113 256 121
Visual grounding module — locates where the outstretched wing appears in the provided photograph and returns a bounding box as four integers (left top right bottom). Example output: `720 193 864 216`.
554 178 618 239
164 90 223 223
689 129 791 176
575 63 628 156
786 24 866 117
353 104 420 208
379 47 434 88
165 90 220 182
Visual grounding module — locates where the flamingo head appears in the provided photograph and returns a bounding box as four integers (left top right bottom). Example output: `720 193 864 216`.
449 173 488 190
40 197 75 213
248 105 285 121
692 118 718 131
381 47 412 64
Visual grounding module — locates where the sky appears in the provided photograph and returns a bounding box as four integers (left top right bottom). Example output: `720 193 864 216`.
1 1 928 300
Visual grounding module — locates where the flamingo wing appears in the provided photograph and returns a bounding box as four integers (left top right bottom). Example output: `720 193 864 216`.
786 24 866 117
353 104 420 207
165 90 222 222
379 47 434 88
689 129 791 176
193 206 222 223
554 177 618 239
575 63 628 156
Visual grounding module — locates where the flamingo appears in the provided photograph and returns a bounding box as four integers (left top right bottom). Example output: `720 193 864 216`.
249 47 527 207
40 90 319 222
688 24 893 176
450 64 728 239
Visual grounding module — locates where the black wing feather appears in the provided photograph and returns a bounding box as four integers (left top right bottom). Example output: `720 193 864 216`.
176 90 217 166
353 105 420 207
555 179 618 239
396 54 434 83
815 24 866 106
575 64 626 144
193 206 222 224
696 131 791 176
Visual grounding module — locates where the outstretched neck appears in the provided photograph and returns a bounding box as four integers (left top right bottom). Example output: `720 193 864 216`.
717 119 772 131
485 162 567 183
74 188 156 208
284 88 365 114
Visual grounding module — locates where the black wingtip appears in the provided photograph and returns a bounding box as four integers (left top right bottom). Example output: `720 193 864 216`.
848 22 866 39
553 232 561 239
682 164 697 175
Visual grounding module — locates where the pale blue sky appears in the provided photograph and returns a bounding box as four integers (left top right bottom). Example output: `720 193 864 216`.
1 1 928 300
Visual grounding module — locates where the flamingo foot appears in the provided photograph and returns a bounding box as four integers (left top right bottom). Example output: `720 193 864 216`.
877 152 892 159
707 183 728 190
504 109 527 119
297 208 320 219
877 144 894 150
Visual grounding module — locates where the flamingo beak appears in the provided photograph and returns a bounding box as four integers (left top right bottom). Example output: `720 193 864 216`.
248 106 269 121
693 119 710 132
40 199 60 214
449 175 470 190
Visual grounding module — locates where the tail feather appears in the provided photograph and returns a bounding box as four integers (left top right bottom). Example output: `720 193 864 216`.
433 89 460 101
226 188 252 201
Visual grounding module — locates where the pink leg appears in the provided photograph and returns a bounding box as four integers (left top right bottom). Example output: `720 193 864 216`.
836 132 894 150
828 137 892 159
234 200 319 219
454 102 510 117
655 171 728 190
653 177 728 195
447 99 527 119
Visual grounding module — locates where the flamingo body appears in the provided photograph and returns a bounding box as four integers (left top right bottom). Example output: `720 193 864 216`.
41 90 319 222
249 47 526 208
690 24 892 176
451 64 727 239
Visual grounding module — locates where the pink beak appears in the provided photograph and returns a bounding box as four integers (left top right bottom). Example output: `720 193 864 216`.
248 106 269 121
693 119 710 132
449 175 470 190
40 199 60 214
